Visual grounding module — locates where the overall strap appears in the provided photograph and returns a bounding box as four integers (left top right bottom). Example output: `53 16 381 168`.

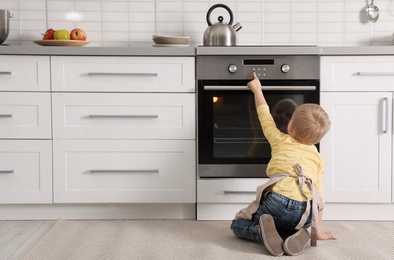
292 163 323 247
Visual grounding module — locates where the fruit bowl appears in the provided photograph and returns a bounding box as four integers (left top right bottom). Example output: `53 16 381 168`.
33 40 89 47
152 35 190 45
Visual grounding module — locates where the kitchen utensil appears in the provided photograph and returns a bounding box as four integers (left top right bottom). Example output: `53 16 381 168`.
203 4 242 46
152 35 190 45
0 10 13 44
366 0 379 23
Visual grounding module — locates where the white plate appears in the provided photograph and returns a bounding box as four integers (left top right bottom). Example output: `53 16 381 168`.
152 35 190 45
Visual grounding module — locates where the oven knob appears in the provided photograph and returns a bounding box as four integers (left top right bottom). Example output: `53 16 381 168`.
228 64 237 73
281 64 290 73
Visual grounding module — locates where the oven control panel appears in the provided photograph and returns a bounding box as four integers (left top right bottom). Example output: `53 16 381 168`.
197 55 319 80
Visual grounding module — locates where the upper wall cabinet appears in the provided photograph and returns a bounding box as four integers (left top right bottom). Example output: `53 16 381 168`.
51 56 195 93
321 56 394 91
0 56 50 92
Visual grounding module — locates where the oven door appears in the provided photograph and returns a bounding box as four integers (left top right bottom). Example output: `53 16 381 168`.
198 79 319 178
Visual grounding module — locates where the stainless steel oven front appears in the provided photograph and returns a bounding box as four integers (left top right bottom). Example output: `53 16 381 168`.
197 55 320 178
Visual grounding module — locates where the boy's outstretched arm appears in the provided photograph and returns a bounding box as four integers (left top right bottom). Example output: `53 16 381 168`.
317 210 337 240
247 72 267 108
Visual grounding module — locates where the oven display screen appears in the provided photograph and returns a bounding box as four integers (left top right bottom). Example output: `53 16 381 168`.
243 59 274 65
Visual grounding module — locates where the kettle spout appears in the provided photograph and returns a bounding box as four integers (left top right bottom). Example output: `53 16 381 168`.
233 22 242 32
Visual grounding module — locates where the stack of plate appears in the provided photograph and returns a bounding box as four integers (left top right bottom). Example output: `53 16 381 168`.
152 35 190 47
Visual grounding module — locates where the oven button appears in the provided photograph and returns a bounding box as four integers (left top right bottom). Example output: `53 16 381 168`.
228 64 237 73
281 64 290 73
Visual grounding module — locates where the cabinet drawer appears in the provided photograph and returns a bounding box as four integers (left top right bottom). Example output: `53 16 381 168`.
0 140 52 203
52 93 195 140
197 178 267 203
51 56 195 93
53 140 196 203
0 92 52 139
0 55 50 91
321 56 394 91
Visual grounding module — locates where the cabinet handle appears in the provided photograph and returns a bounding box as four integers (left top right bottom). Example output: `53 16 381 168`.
88 115 159 119
89 169 159 174
0 114 13 118
223 190 256 195
0 170 14 174
357 72 394 76
87 72 158 77
382 97 389 134
204 86 316 91
0 71 12 75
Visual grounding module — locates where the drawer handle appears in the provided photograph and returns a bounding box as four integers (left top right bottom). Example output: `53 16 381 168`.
88 115 159 119
0 71 12 75
87 72 159 77
382 97 389 134
0 170 14 174
0 114 13 118
204 86 316 91
89 169 159 174
357 72 394 76
224 190 256 195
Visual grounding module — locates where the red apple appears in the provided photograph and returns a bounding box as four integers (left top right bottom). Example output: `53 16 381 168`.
70 28 87 41
42 28 56 40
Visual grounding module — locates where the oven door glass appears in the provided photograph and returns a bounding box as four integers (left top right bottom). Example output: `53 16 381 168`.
198 80 320 167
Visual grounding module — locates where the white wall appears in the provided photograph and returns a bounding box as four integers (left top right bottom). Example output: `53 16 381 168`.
1 0 394 47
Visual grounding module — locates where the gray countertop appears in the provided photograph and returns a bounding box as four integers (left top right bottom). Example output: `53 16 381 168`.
1 44 394 56
0 44 196 56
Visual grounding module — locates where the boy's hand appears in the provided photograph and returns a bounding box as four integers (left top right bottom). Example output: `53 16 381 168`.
248 72 267 107
317 231 337 240
247 72 262 93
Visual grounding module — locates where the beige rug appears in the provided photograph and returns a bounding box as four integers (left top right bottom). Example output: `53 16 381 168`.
23 219 394 260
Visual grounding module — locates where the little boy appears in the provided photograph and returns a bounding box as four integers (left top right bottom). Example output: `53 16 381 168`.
231 72 336 256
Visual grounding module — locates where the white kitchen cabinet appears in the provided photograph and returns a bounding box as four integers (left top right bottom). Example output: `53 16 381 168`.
321 55 393 208
51 56 196 205
0 55 50 92
0 92 52 139
51 56 195 93
0 140 52 203
53 140 195 203
321 56 394 92
320 92 392 203
52 92 195 140
0 55 52 205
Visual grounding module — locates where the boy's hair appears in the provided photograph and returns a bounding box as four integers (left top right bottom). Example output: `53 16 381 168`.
291 103 330 145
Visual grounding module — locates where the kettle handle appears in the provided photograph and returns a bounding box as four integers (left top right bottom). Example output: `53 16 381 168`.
206 4 233 26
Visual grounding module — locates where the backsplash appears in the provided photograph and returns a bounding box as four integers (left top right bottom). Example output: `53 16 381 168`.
1 0 394 47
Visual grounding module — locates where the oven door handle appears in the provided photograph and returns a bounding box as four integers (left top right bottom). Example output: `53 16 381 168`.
203 86 316 91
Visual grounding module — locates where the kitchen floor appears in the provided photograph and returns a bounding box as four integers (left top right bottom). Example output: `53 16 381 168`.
0 220 56 260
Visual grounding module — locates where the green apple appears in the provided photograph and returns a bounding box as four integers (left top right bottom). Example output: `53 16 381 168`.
54 29 70 40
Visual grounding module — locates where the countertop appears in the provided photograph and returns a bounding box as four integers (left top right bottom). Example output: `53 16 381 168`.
1 44 394 56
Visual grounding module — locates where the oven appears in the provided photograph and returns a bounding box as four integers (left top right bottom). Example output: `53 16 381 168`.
197 55 320 178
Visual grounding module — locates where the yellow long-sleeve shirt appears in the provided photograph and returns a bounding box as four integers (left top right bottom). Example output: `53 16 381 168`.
257 104 325 203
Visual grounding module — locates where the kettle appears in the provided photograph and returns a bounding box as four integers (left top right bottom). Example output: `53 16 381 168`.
203 4 242 46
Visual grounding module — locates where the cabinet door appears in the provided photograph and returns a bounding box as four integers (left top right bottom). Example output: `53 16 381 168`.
321 56 394 91
320 92 392 203
51 56 195 93
0 140 52 203
0 55 50 91
0 92 52 139
52 93 195 140
53 140 195 203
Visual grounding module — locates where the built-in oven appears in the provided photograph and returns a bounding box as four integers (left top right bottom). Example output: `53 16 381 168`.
197 55 320 178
